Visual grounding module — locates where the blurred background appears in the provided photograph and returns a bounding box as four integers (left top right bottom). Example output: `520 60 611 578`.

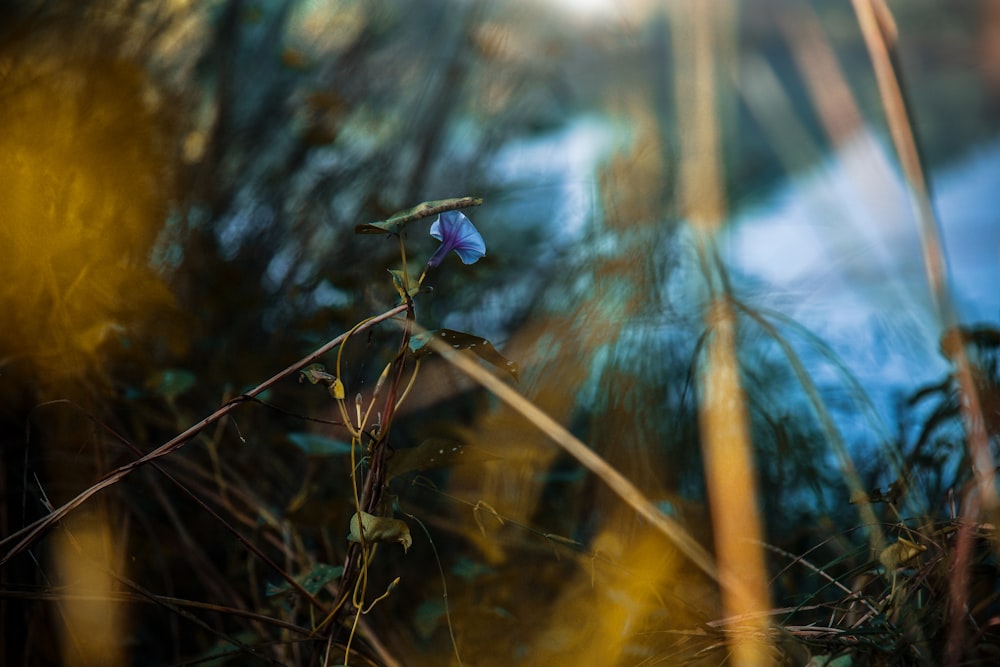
2 0 998 664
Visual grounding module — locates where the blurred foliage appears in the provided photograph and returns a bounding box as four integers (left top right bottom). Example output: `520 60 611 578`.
2 0 999 665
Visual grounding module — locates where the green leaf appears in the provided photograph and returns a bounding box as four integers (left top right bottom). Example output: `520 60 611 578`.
145 368 197 399
299 363 336 385
300 562 344 595
286 432 352 456
347 511 412 552
452 557 495 582
806 656 853 667
387 437 500 479
414 598 446 640
409 329 519 381
265 562 344 599
355 196 483 235
186 632 259 667
408 331 434 355
388 269 422 301
265 563 344 613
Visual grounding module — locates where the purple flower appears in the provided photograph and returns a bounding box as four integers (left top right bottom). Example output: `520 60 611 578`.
426 210 486 268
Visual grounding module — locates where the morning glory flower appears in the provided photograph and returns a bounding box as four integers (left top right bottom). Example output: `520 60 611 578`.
426 210 486 268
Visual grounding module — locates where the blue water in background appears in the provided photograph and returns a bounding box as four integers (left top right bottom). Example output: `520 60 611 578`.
495 118 999 482
727 131 1000 439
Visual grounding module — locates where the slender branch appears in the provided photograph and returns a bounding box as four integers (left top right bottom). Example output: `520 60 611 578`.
0 303 409 566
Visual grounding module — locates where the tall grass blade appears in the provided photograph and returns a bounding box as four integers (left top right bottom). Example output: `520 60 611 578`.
851 1 998 661
672 1 773 663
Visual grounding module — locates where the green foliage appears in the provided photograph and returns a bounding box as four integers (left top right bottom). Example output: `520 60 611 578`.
266 562 344 611
145 369 198 400
286 432 352 456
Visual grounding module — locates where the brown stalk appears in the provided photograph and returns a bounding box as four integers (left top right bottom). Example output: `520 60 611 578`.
420 324 720 585
671 1 773 663
850 1 998 663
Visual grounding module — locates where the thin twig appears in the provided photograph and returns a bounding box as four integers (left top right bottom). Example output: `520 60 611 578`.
0 303 409 566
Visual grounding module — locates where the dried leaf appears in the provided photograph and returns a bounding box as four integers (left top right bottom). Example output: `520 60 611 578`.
409 329 519 381
878 537 926 571
355 196 483 235
299 363 336 385
543 533 584 549
298 363 344 399
348 511 412 552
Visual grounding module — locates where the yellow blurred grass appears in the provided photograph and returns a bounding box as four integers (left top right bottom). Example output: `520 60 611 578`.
0 30 182 400
53 512 127 667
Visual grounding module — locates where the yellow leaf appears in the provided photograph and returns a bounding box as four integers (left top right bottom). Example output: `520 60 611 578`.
330 377 345 400
878 537 925 571
347 511 412 552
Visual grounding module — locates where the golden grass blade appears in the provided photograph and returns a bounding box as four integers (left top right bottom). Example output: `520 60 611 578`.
696 299 774 666
672 1 773 662
851 1 999 661
421 330 721 584
54 514 126 667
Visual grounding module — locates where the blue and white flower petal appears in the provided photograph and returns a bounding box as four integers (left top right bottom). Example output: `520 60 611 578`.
426 210 486 267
